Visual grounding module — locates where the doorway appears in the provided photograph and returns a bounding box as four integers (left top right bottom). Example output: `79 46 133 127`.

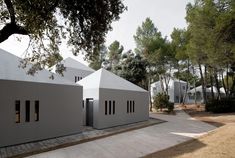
86 98 94 126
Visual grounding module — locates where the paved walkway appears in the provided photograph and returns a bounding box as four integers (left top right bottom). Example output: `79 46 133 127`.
27 110 216 158
0 118 162 158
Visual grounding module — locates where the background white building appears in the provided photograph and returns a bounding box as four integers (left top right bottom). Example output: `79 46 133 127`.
56 57 95 83
151 79 189 103
187 86 225 104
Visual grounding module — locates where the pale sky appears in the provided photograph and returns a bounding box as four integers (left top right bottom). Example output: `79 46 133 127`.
0 0 194 65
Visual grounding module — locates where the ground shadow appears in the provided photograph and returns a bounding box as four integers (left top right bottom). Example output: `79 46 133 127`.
142 138 206 158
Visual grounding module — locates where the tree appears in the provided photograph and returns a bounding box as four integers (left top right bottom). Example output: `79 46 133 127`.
171 28 192 104
134 17 175 111
0 0 125 74
186 0 235 101
119 51 148 88
88 44 107 70
105 40 123 73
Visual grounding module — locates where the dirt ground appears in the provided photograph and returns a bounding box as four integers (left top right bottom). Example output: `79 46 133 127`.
144 104 235 158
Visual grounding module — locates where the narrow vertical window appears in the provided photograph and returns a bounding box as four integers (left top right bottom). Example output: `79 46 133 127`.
109 101 112 115
113 101 115 114
15 100 20 123
130 101 132 113
35 100 39 121
25 100 30 122
105 101 107 115
75 76 77 82
133 101 135 113
127 101 129 113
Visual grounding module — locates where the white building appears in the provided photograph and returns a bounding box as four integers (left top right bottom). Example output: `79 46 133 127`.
187 86 226 103
56 57 95 83
151 79 188 103
77 68 149 129
0 49 150 147
0 49 83 147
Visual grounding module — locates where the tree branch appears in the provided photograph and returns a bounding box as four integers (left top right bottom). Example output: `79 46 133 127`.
4 0 15 23
0 23 28 43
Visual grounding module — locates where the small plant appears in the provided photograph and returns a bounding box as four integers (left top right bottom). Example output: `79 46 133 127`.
153 93 174 112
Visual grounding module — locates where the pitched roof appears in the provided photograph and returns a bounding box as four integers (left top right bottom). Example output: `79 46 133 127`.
61 57 94 72
0 49 79 86
77 68 147 92
188 86 219 93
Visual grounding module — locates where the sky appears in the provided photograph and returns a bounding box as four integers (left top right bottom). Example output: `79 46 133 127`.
0 0 194 65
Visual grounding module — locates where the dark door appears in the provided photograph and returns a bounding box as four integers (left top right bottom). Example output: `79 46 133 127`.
86 98 94 126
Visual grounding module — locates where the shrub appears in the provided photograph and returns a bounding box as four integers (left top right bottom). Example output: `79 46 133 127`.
206 98 235 113
153 93 174 112
167 102 174 112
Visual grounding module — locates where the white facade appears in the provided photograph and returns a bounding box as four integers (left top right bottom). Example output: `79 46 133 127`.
0 49 83 147
187 86 225 104
77 68 149 129
55 57 95 83
151 79 188 103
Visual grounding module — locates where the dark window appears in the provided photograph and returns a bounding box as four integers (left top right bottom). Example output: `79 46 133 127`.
113 101 115 114
130 101 132 113
127 101 129 113
25 100 30 122
133 101 135 113
109 101 112 115
15 100 20 123
80 77 83 80
105 101 107 115
82 100 84 108
35 100 39 121
75 76 77 82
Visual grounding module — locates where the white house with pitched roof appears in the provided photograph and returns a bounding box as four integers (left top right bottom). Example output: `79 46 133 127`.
151 79 189 103
77 68 149 129
56 57 95 83
0 49 83 147
186 86 225 103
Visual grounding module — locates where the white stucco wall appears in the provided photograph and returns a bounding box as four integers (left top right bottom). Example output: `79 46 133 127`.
97 88 149 129
0 79 83 147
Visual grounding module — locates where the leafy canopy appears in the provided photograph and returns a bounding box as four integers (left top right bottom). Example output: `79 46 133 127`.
0 0 126 74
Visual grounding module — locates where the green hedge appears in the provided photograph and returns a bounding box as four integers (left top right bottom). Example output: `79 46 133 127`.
206 98 235 113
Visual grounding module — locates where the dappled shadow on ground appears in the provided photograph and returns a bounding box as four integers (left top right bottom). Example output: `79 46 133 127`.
142 138 206 158
180 104 235 127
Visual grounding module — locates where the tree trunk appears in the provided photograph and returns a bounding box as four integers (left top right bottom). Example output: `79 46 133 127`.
214 69 221 100
199 64 207 104
193 66 197 105
177 66 181 104
221 70 227 98
182 59 190 105
148 77 153 112
226 64 229 97
210 74 214 100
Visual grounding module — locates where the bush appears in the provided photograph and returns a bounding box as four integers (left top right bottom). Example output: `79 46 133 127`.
206 98 235 113
153 93 174 112
167 102 174 112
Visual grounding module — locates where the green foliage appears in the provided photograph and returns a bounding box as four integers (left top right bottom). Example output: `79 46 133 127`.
119 51 148 89
106 40 124 72
206 98 235 113
134 18 175 94
153 93 174 112
88 44 107 70
0 0 126 74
